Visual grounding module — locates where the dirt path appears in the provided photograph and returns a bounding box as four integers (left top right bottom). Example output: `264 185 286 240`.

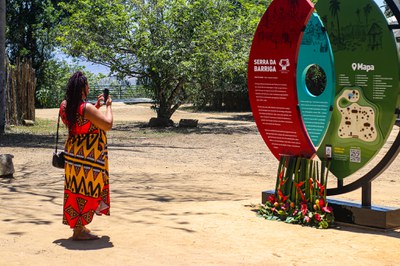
0 103 399 265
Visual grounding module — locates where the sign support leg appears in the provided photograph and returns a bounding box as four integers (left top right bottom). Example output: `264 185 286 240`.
362 182 372 207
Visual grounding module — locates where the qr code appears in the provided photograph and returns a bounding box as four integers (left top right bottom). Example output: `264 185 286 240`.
350 149 361 163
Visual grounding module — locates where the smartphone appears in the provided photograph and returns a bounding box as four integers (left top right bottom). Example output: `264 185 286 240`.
103 88 109 104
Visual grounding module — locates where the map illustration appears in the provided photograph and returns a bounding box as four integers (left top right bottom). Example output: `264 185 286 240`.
315 0 399 179
337 88 377 142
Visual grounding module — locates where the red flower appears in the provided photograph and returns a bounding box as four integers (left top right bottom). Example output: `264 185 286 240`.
314 213 322 221
294 181 306 201
318 198 325 209
316 180 326 197
279 169 284 180
278 170 288 187
281 202 289 211
268 195 275 204
322 206 333 213
301 203 308 216
309 178 314 189
278 190 288 203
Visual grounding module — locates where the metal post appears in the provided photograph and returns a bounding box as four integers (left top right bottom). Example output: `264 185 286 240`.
337 179 343 189
362 182 372 207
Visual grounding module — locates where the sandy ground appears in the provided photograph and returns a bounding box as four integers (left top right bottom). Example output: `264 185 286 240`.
0 102 399 266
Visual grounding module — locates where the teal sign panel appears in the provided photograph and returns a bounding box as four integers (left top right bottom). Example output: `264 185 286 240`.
297 13 335 147
315 0 400 179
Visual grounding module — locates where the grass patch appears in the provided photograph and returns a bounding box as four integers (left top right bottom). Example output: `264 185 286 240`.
5 118 65 136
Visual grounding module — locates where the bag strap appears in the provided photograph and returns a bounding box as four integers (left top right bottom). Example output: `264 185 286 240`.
55 112 61 153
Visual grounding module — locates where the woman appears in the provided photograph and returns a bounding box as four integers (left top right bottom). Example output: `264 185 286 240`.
59 71 113 240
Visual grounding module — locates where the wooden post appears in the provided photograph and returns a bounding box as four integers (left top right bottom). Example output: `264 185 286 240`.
4 58 36 126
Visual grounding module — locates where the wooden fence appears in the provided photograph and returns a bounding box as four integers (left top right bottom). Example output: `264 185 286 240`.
5 58 36 125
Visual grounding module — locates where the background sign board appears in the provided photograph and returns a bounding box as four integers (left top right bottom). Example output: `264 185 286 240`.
297 13 335 147
315 0 400 179
247 0 315 160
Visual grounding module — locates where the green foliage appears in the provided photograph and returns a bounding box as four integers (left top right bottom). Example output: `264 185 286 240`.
36 59 70 108
36 59 107 108
6 0 54 62
88 78 149 102
189 0 266 111
305 64 327 96
56 0 267 122
6 0 74 107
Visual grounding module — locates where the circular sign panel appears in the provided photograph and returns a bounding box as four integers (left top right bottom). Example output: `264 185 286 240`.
315 0 400 179
296 13 335 148
247 0 315 160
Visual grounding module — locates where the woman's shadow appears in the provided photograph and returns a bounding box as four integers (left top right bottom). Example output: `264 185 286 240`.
53 236 114 250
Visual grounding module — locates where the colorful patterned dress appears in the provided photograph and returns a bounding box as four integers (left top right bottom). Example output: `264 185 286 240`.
60 101 110 228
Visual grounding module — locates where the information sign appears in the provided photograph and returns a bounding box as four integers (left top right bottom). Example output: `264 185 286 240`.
248 0 315 160
315 0 400 178
297 13 335 147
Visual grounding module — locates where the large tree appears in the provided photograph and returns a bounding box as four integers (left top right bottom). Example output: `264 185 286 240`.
0 0 5 134
191 0 267 111
57 0 266 125
6 0 71 107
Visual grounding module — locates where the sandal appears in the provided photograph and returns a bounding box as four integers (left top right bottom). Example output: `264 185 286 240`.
72 226 100 241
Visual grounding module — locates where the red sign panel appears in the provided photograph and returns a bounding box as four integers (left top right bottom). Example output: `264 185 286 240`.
248 0 315 160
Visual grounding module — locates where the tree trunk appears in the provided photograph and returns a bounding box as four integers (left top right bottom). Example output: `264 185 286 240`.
151 82 185 127
0 0 6 134
147 87 172 127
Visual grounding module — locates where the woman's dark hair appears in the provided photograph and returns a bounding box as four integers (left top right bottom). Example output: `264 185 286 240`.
65 71 88 128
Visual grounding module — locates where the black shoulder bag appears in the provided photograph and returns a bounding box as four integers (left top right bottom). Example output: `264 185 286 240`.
52 113 66 169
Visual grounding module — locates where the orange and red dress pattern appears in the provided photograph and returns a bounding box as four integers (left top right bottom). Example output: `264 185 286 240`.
60 101 110 228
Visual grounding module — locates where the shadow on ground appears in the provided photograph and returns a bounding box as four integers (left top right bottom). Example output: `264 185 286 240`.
0 118 257 149
53 236 114 250
113 121 257 136
0 133 54 148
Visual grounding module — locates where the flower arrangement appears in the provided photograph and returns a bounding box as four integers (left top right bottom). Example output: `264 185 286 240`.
258 156 334 229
